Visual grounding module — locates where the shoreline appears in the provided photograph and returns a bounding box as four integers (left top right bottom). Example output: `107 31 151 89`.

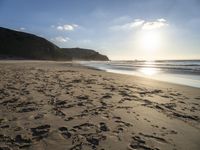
0 61 200 150
1 60 199 89
85 65 200 89
80 61 200 89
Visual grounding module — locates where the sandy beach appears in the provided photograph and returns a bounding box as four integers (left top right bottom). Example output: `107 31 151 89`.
0 61 199 150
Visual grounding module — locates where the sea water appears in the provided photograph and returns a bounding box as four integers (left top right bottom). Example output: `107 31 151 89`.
80 60 200 88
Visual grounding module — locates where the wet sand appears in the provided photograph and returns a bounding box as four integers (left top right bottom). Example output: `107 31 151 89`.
0 61 199 150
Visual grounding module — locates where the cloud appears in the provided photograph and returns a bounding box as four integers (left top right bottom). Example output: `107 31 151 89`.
110 19 144 31
51 36 70 43
142 18 168 30
56 24 79 31
157 18 166 22
132 19 145 27
19 27 26 30
110 18 168 31
56 26 63 30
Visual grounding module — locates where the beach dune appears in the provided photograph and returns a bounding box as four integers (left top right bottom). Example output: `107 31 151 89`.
0 61 199 150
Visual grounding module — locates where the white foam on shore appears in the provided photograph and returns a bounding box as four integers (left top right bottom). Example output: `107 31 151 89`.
80 60 200 88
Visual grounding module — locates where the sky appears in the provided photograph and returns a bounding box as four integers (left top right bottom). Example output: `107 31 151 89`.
0 0 200 60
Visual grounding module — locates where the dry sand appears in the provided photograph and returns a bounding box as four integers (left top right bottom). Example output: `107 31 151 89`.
0 61 199 150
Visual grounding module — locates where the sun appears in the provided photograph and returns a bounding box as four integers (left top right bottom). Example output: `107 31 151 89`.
139 30 161 52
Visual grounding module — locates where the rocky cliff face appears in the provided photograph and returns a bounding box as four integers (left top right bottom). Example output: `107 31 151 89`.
0 27 109 61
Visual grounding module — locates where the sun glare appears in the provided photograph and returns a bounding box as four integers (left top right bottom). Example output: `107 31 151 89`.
140 67 158 76
139 31 161 52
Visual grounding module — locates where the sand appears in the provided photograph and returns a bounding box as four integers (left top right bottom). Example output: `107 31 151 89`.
0 61 199 150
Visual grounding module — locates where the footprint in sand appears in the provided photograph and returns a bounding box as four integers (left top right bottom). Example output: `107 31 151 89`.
58 127 72 139
31 124 51 140
14 134 32 148
112 116 133 128
101 93 112 99
0 134 31 149
129 132 169 150
99 122 110 132
53 107 66 117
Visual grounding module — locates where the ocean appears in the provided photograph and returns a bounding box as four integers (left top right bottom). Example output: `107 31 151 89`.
80 60 200 88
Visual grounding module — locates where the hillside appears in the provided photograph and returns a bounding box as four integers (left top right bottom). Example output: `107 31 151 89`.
61 48 109 61
0 27 109 61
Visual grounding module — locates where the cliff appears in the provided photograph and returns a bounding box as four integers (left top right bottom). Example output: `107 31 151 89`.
0 27 109 61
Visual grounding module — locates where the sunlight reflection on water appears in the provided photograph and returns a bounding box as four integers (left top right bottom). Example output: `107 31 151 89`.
80 61 200 88
139 67 158 76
